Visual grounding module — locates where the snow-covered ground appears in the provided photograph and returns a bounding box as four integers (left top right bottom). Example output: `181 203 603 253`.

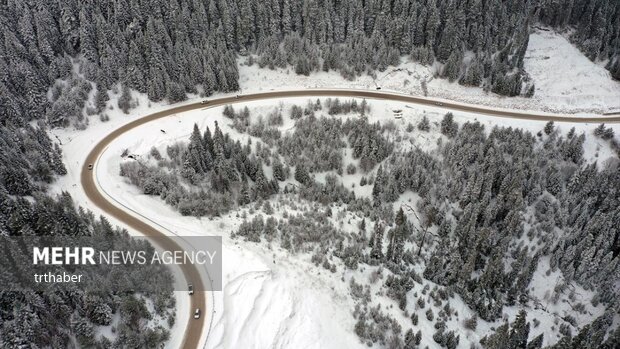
524 29 620 112
238 29 620 115
49 91 200 349
44 27 620 348
92 99 362 349
49 89 617 348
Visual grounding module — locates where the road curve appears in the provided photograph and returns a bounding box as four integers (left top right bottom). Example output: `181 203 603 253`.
81 89 620 348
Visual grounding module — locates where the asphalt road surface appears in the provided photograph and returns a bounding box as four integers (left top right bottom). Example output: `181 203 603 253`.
81 89 620 349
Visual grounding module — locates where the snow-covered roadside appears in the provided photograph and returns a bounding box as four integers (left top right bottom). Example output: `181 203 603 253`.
75 96 615 348
50 91 619 348
93 99 362 348
45 41 618 345
47 90 207 349
238 29 620 115
168 290 191 348
49 93 368 349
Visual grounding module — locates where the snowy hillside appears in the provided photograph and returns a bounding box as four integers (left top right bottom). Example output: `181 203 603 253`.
50 95 620 348
238 30 620 115
524 29 620 112
3 1 620 348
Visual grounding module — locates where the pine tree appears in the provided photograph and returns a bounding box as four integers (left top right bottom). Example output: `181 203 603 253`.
273 157 286 181
415 330 422 345
404 328 415 349
125 41 146 93
481 323 509 349
461 58 483 86
544 121 555 135
594 123 607 137
395 207 406 226
443 52 461 82
425 0 440 49
118 85 132 114
508 310 530 349
440 112 458 138
526 334 543 349
294 164 311 185
370 223 384 259
418 116 430 132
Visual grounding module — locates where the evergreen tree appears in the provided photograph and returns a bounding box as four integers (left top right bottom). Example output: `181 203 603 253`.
273 157 286 181
508 310 530 349
418 116 430 132
294 164 311 185
370 223 385 259
440 112 458 138
526 334 543 349
544 121 555 135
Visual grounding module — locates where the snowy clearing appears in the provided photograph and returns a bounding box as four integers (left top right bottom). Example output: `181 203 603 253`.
238 30 620 116
524 30 620 112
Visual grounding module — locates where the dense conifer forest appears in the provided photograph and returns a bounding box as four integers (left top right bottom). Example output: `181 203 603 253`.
2 0 619 127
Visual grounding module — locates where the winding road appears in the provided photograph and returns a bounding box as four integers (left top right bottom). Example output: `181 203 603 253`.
80 89 620 349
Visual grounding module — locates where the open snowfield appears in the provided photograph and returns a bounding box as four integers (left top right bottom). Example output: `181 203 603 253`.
48 86 618 348
238 29 620 115
524 29 620 112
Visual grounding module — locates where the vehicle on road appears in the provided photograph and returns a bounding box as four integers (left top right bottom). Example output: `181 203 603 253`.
87 164 93 170
188 284 194 295
194 308 201 319
376 87 381 90
200 99 209 104
235 95 240 99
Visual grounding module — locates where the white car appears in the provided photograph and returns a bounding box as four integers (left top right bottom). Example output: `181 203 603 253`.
188 284 194 295
194 308 201 319
200 99 209 104
87 164 93 170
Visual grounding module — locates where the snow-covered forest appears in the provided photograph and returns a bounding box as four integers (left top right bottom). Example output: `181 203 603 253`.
0 194 176 347
119 99 620 348
1 0 619 347
2 0 620 127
